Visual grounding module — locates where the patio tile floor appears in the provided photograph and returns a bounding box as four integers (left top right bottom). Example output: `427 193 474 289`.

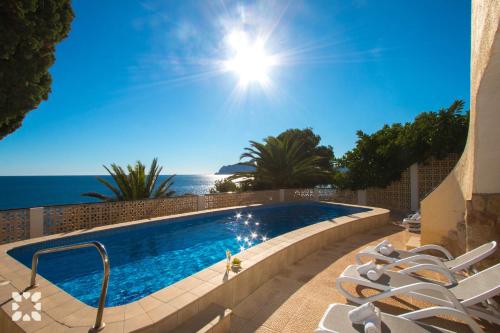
231 224 498 333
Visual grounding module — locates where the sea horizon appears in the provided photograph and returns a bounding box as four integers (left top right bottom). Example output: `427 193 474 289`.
0 174 228 210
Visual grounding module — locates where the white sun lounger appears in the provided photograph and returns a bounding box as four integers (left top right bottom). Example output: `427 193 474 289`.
336 263 500 325
403 212 421 232
355 241 497 274
315 303 484 333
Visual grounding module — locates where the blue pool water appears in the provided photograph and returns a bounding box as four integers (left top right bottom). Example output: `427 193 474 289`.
7 202 369 307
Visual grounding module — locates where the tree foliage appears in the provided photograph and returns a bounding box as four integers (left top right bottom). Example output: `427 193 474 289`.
335 100 469 190
231 129 334 190
82 158 176 201
0 0 74 139
277 128 335 182
209 178 239 194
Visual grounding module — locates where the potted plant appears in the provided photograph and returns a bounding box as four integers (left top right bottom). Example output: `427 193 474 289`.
231 257 242 269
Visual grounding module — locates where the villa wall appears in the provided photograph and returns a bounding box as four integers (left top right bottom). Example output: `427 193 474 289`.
421 0 500 266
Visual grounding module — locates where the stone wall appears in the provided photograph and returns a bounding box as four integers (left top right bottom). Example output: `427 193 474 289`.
465 194 500 268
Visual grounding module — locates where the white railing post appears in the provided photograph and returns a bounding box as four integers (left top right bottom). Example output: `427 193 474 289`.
357 190 367 206
197 195 206 211
29 207 44 238
279 189 285 202
410 163 419 211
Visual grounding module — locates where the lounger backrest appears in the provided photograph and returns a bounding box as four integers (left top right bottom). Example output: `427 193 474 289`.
452 241 497 270
451 263 500 302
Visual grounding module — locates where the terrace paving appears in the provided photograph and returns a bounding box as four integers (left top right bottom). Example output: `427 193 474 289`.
230 224 499 333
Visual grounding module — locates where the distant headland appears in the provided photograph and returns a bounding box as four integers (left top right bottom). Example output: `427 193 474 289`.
215 164 256 175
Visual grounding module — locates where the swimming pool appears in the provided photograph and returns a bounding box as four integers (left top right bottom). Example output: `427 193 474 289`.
7 202 369 307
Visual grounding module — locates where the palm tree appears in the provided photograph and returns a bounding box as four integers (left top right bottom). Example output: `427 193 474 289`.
231 136 330 189
82 158 175 201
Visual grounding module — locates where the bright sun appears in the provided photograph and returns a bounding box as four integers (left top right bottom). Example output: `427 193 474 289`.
224 30 276 87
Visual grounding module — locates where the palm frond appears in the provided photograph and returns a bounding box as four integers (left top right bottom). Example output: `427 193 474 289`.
81 192 115 201
154 174 176 197
238 134 333 189
82 158 176 202
96 176 123 200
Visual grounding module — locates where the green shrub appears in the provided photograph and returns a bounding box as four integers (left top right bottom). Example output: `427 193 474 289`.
335 100 468 190
210 178 239 193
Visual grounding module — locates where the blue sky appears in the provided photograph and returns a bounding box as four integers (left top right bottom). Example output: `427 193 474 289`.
0 0 470 175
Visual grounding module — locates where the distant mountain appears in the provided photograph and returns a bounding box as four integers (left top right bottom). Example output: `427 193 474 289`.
216 164 255 175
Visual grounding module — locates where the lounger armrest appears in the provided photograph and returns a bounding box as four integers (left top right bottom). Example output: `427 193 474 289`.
401 306 484 333
399 264 458 285
383 254 448 270
410 244 454 260
452 241 497 272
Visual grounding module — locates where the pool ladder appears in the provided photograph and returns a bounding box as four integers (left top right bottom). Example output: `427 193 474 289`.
29 241 110 333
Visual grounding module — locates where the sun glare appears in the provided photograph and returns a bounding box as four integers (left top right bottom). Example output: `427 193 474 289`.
224 30 277 87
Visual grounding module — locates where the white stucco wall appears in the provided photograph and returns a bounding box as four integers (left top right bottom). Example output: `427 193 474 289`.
471 0 500 194
421 0 500 249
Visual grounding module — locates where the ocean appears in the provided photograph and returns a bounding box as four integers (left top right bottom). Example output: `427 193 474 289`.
0 175 228 210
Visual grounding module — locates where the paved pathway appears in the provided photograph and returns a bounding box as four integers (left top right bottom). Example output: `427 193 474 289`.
231 224 498 333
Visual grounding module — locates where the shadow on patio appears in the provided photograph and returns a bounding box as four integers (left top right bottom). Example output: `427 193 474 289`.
230 223 498 333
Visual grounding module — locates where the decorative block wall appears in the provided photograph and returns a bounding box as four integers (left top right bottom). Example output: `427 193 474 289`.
366 169 411 211
0 209 30 244
204 190 280 210
43 196 198 235
284 188 315 201
418 153 460 200
331 190 357 204
362 154 460 212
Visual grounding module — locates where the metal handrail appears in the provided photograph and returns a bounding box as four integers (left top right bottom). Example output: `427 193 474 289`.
30 241 110 333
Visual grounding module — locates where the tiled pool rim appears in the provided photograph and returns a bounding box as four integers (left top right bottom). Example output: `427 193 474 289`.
0 202 389 333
